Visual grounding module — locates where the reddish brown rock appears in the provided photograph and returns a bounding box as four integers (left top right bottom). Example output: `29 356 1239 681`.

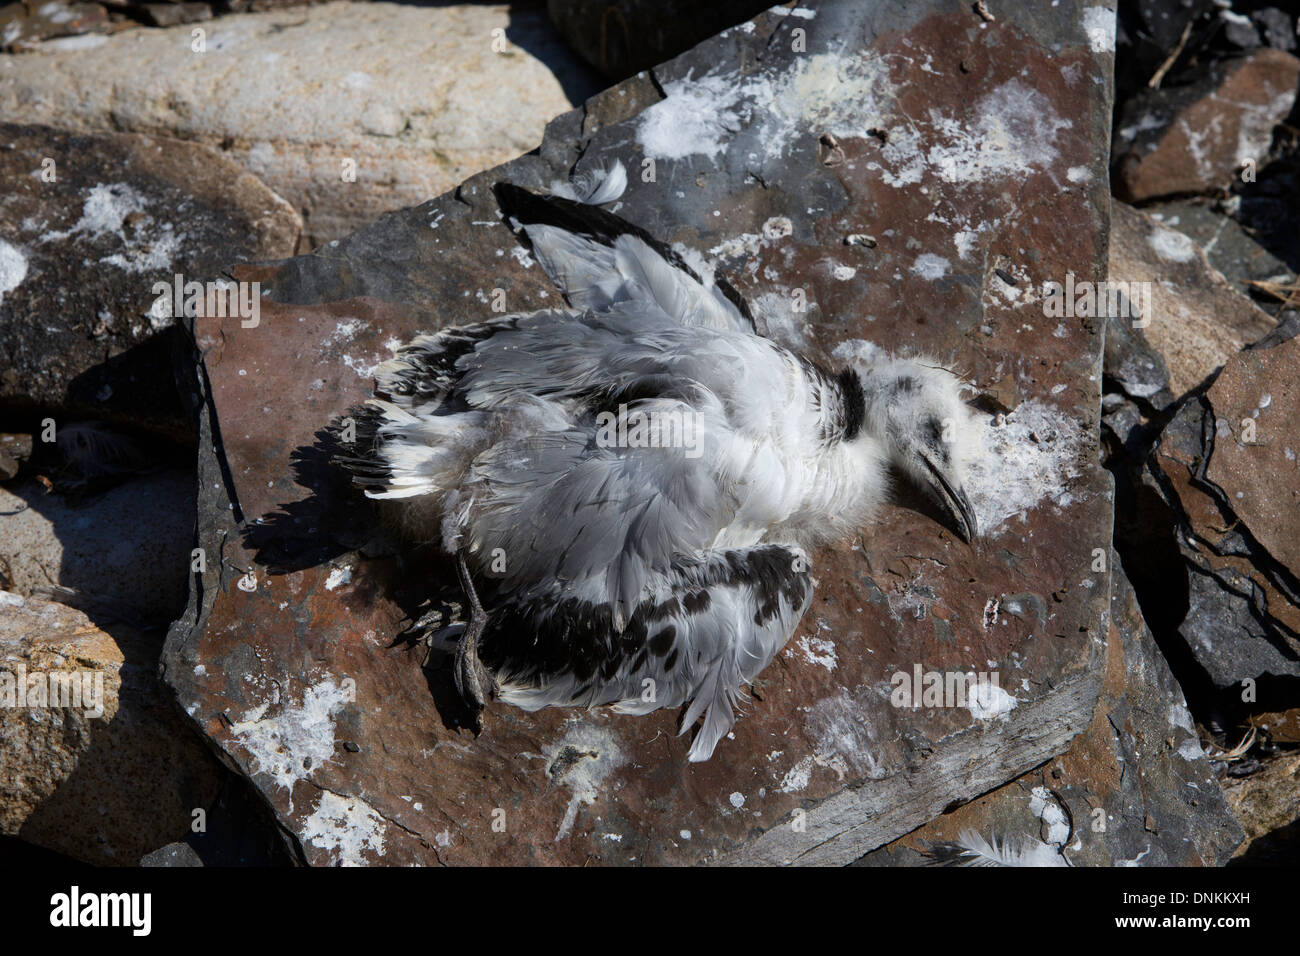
1113 48 1300 203
166 0 1116 865
1203 336 1300 576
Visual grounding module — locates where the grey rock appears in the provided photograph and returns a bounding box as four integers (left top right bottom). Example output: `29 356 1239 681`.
1142 200 1294 314
140 842 204 867
1145 333 1300 690
1222 10 1261 50
1253 7 1297 51
1108 200 1277 397
1101 307 1173 462
0 469 197 627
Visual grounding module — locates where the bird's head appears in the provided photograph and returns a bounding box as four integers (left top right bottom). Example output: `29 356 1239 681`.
851 355 980 542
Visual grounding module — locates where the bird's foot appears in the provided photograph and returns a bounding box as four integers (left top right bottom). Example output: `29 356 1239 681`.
453 629 497 734
452 548 495 733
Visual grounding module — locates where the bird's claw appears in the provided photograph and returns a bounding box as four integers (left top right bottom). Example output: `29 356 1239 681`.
453 631 497 734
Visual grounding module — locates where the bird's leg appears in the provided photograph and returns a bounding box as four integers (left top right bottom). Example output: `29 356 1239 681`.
453 549 496 732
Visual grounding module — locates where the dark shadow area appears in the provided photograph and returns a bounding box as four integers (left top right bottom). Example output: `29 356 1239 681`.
530 0 773 82
243 422 481 733
242 426 366 574
1 330 196 452
14 618 237 864
885 463 973 544
163 766 300 866
64 329 197 445
502 1 607 104
0 835 90 869
0 436 195 633
1234 134 1300 275
1227 814 1300 866
1106 436 1207 707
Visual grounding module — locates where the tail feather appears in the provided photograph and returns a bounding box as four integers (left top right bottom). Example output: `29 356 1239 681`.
681 654 747 763
330 403 392 494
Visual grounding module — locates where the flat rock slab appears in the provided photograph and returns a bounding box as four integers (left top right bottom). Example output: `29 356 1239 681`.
1142 200 1296 304
855 568 1243 867
1203 336 1300 573
166 0 1116 865
0 469 196 626
0 123 300 437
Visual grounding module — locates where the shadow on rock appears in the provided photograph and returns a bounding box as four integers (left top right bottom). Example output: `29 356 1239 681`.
242 423 480 733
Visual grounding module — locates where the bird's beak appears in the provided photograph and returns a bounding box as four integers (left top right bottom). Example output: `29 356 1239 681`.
921 454 979 543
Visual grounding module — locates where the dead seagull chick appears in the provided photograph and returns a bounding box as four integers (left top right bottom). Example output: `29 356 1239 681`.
333 162 981 762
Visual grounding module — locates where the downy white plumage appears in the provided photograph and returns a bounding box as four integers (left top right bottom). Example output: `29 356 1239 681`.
334 161 980 761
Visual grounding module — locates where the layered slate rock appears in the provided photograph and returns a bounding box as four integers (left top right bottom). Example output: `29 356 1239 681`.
1112 48 1300 203
855 569 1243 867
166 0 1117 865
1101 301 1173 461
1146 332 1300 689
0 124 300 439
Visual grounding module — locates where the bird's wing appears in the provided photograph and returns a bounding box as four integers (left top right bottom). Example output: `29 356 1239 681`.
454 309 762 412
332 310 786 505
484 545 814 762
493 180 756 334
461 393 745 628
